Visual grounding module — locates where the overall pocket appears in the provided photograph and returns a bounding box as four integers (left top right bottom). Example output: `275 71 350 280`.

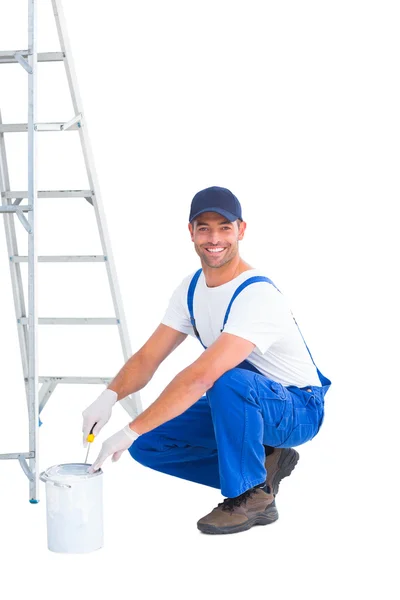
256 378 295 447
265 381 293 430
274 388 324 448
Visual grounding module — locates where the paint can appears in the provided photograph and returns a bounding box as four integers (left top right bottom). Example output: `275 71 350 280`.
39 463 103 553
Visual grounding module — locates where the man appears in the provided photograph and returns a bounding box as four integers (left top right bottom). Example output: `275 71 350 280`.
83 186 331 535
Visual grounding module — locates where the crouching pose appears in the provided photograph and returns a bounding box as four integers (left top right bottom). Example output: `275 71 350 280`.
83 186 331 535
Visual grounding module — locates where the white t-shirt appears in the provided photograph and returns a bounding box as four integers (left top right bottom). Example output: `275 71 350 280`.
161 268 321 388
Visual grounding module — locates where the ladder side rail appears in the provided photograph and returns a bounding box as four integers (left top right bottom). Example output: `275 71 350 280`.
27 0 39 502
52 0 142 417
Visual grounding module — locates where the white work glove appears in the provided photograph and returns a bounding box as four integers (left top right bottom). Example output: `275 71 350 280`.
88 425 140 473
82 388 118 447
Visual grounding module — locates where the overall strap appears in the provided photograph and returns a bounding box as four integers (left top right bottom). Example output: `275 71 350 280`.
187 269 207 349
221 276 280 330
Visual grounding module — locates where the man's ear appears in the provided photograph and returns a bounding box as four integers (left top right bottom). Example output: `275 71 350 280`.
238 221 246 240
188 222 194 241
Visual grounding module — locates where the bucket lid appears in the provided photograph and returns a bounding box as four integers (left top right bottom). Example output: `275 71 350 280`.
44 463 102 483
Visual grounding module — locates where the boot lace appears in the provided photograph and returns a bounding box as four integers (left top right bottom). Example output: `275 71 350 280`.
219 487 259 513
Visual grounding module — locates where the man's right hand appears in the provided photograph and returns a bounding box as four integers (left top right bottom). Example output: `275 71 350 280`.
82 388 118 447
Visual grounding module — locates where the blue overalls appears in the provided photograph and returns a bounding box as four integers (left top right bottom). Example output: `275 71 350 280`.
129 270 331 498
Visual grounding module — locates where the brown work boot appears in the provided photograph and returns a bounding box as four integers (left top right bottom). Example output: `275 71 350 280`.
265 447 300 496
197 484 278 535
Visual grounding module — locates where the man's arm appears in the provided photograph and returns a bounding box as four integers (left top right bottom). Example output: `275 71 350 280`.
87 331 255 472
129 332 255 434
107 324 188 401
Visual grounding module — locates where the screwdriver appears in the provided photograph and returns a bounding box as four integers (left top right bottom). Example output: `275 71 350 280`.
84 423 96 464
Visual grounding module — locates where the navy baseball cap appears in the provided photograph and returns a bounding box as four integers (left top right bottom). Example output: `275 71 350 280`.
189 186 243 223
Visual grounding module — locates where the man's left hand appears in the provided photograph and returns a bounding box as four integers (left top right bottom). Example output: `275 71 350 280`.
88 425 140 473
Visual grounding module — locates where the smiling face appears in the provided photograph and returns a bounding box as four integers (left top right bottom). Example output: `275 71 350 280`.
188 211 246 269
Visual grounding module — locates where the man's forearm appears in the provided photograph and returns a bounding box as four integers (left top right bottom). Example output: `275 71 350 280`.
107 352 155 401
128 366 211 435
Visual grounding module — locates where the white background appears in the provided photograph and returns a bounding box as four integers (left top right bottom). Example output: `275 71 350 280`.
0 0 398 598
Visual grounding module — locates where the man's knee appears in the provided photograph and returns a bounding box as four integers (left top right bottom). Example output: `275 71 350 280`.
128 432 158 466
207 367 256 404
210 368 243 391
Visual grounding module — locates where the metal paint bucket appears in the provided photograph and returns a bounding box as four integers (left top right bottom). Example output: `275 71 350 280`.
40 463 103 553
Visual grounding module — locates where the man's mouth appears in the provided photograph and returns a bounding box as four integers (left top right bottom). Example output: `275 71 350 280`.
204 247 226 255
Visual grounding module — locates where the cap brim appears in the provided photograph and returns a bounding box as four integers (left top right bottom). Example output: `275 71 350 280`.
190 207 238 223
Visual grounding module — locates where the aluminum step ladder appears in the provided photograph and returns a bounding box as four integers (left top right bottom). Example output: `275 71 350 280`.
0 0 143 502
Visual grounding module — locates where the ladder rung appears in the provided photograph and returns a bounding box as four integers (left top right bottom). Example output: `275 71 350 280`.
0 452 35 460
18 318 119 325
0 205 32 213
0 51 64 64
0 123 80 132
11 255 107 263
38 376 112 384
2 190 93 199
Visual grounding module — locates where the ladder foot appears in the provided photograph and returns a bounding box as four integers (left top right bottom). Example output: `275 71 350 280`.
29 499 39 504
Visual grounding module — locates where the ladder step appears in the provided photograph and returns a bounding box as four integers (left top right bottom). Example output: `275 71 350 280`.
0 205 32 213
0 452 35 460
0 122 80 132
38 376 112 384
0 51 64 64
11 255 107 263
18 318 119 325
2 190 93 199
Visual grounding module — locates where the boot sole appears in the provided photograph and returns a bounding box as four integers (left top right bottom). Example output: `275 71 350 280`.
270 448 300 496
197 506 279 535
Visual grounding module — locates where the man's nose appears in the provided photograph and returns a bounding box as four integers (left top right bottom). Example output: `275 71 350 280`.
208 231 221 244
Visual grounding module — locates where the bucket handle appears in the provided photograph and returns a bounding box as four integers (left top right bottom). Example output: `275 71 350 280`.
39 471 72 489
